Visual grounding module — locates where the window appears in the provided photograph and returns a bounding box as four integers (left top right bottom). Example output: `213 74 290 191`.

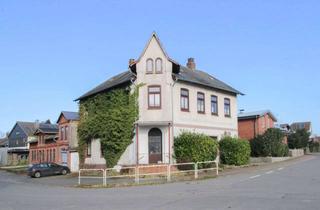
180 88 189 111
61 127 65 140
53 149 55 162
148 86 161 109
65 126 68 140
155 58 163 73
146 58 154 73
197 92 205 113
87 141 91 157
224 98 231 117
211 95 218 115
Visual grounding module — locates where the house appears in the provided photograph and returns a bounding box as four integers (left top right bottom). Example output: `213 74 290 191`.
76 33 242 168
290 122 312 133
29 111 80 172
29 121 59 164
238 110 277 140
7 121 38 165
0 136 8 147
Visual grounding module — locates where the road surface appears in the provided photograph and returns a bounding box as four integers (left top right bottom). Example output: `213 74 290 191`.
0 154 319 210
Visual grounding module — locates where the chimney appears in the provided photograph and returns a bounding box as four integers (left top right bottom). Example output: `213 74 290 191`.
128 58 135 66
187 57 196 70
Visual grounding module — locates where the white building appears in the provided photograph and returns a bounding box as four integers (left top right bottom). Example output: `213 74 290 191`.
77 33 242 167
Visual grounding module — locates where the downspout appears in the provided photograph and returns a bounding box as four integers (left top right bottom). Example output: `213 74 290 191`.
130 75 140 166
170 76 177 164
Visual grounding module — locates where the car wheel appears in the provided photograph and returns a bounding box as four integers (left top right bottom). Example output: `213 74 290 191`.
61 169 67 175
34 171 41 178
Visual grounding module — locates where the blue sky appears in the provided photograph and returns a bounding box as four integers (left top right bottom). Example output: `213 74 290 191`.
0 0 319 136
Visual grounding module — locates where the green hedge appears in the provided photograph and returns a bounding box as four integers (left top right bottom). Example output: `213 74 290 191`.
174 131 218 163
288 129 310 149
309 141 320 153
250 128 289 157
219 136 251 166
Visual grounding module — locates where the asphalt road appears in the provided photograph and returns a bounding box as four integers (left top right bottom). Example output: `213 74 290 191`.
0 154 319 210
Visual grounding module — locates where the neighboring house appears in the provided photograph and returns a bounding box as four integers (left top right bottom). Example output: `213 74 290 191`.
290 122 312 133
76 33 243 168
7 121 38 165
238 110 277 140
29 122 59 164
0 136 8 147
29 111 80 172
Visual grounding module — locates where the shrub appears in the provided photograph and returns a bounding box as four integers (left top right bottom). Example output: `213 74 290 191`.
288 129 310 149
250 128 289 157
174 131 218 164
309 141 320 153
219 136 251 166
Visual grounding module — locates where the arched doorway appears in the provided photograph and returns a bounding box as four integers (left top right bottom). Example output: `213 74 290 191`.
148 128 162 164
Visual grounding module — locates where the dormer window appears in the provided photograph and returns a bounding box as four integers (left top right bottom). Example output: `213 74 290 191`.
146 58 154 73
155 58 163 73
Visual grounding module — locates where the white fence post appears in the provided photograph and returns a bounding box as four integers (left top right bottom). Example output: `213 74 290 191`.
194 162 198 179
103 169 106 186
78 170 81 185
135 166 139 184
216 161 219 175
167 164 171 182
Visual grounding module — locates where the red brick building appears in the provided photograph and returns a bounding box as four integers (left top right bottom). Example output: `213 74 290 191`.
238 110 277 140
29 111 79 171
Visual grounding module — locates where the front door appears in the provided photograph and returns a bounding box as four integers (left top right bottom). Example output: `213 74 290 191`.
61 151 68 166
148 128 162 164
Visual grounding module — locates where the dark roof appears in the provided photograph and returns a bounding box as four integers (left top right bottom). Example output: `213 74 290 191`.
290 122 311 132
35 123 59 134
238 110 277 122
16 121 38 136
174 66 243 95
76 71 134 101
57 111 79 123
76 67 242 101
0 137 8 147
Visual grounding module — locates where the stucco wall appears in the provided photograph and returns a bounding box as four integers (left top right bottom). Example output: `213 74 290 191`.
85 139 106 165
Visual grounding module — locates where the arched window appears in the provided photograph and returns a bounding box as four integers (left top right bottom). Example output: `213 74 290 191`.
155 58 162 73
146 58 154 73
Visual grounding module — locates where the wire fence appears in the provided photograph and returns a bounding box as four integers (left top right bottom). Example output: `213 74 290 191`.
78 160 218 186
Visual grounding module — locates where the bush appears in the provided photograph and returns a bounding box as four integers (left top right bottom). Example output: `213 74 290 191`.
309 141 320 153
219 136 251 166
174 131 218 164
250 128 289 157
288 129 310 149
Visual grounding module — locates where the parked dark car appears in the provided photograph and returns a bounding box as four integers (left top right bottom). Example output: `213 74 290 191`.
27 162 70 178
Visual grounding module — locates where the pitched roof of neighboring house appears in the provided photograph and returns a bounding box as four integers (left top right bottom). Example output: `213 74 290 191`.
57 111 80 123
290 122 312 132
75 33 242 101
0 137 8 147
8 121 38 138
34 123 59 134
238 110 277 122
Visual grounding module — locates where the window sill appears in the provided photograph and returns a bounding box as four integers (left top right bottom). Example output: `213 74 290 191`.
225 115 231 118
198 111 206 114
211 113 219 116
181 109 190 112
148 107 161 110
146 72 154 74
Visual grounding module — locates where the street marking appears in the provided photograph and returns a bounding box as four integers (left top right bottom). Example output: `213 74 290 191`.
266 170 274 174
249 175 261 179
278 167 284 171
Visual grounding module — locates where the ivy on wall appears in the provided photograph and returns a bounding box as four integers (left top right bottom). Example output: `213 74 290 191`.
77 85 140 168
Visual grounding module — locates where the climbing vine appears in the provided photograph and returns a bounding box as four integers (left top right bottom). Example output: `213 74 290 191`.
77 85 140 168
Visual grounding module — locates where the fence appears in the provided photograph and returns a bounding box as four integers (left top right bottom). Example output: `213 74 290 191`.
78 160 218 186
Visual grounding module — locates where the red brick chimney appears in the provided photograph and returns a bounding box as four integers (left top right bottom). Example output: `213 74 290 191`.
187 58 196 70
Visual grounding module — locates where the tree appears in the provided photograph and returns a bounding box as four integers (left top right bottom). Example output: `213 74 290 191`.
288 129 310 149
250 128 289 157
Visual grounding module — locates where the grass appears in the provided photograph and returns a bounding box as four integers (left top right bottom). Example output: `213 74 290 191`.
0 165 28 174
